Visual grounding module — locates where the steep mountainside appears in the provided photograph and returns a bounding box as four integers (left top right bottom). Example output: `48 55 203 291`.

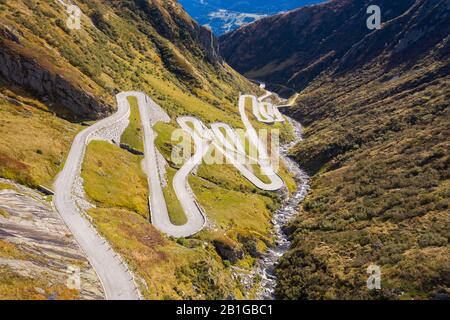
179 0 323 35
0 0 295 300
220 0 450 299
0 0 260 190
220 0 419 93
0 0 254 121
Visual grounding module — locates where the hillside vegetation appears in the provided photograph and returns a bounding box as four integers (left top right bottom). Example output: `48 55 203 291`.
0 86 80 189
220 0 449 299
0 0 255 118
281 0 450 300
220 0 418 95
0 0 297 299
79 139 281 298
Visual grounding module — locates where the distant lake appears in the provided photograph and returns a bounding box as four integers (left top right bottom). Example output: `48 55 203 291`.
179 0 326 35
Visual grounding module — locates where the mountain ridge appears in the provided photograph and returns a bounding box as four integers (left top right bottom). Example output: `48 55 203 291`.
219 0 450 299
0 0 253 120
219 0 422 93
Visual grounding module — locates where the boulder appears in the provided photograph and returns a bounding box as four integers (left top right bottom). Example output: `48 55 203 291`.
212 238 244 263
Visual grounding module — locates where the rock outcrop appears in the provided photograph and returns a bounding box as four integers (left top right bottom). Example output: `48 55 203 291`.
0 29 112 121
0 179 104 300
213 239 244 263
114 0 222 64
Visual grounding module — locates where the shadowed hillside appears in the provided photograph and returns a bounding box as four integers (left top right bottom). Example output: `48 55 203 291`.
220 0 450 299
0 0 254 120
220 0 418 93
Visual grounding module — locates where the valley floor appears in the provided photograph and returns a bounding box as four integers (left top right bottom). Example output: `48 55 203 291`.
0 86 300 299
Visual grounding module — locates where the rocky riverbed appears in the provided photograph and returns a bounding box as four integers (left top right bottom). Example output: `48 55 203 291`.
256 116 310 299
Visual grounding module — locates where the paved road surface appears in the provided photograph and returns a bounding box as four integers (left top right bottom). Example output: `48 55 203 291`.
273 106 285 122
54 93 140 300
253 98 275 124
257 88 286 123
259 102 274 122
278 93 299 108
131 94 207 238
258 90 273 102
53 88 290 300
189 116 284 191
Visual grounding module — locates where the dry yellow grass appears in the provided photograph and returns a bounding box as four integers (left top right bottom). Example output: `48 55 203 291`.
81 141 149 218
87 207 239 299
0 266 79 300
120 96 144 152
0 92 80 188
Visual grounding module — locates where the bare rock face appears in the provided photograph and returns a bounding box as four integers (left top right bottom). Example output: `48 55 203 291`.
0 179 104 300
195 24 222 64
119 0 222 64
0 30 112 121
219 0 425 91
213 239 244 263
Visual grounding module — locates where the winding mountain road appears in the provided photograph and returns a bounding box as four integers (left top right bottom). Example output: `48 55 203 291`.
253 99 275 124
254 87 286 123
209 121 283 191
53 88 293 299
258 90 273 103
54 93 139 300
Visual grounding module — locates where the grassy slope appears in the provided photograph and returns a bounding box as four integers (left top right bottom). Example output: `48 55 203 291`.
76 102 292 298
0 0 298 299
153 121 189 225
120 96 144 152
242 96 297 190
81 141 149 218
190 174 273 238
0 0 256 122
87 207 241 299
163 167 188 226
152 116 299 273
0 0 271 203
80 141 243 299
0 88 80 188
276 45 450 300
0 266 78 300
154 123 278 240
